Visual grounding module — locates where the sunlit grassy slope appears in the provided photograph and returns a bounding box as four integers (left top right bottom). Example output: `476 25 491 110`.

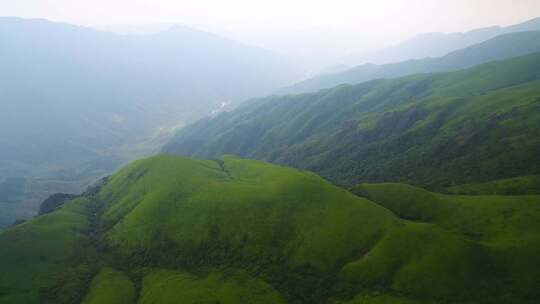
0 198 92 303
81 268 135 304
164 52 540 189
1 155 539 303
99 155 393 272
138 269 285 304
350 183 540 302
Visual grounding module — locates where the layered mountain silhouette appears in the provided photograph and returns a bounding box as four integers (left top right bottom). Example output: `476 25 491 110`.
0 17 299 227
345 16 540 65
280 30 540 94
165 52 540 188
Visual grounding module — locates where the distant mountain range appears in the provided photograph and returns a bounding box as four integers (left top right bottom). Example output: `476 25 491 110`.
280 30 540 94
0 17 299 227
345 16 540 65
2 15 540 304
165 52 540 188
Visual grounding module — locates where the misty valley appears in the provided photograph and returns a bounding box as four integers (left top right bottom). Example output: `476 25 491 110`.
1 7 540 304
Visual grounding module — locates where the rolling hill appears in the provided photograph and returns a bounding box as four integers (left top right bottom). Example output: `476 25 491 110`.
0 17 299 227
164 52 540 189
0 155 538 303
280 31 540 95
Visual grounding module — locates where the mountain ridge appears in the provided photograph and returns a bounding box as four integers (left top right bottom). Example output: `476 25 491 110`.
164 52 540 188
280 30 540 95
344 16 540 66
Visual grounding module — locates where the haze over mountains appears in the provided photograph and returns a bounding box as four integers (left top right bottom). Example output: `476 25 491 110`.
3 16 540 227
102 17 540 78
0 17 297 176
345 16 540 65
2 9 540 304
0 17 299 227
165 52 540 188
281 29 540 94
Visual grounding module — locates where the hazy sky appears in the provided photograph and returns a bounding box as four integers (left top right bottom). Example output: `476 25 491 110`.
2 0 540 71
2 0 539 35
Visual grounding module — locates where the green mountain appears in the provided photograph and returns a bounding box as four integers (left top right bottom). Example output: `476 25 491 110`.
164 52 540 189
344 16 540 66
280 31 540 95
445 175 540 195
1 155 539 303
0 17 300 228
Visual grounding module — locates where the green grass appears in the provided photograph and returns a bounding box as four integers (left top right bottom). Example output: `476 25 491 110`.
0 198 92 304
164 52 540 189
338 293 429 304
446 175 540 195
1 156 540 303
341 220 498 301
81 268 135 304
350 183 540 302
352 183 540 245
138 268 285 304
100 155 393 273
0 155 395 303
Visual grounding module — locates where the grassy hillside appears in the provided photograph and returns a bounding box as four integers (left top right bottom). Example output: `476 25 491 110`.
352 183 540 245
280 31 540 94
81 268 135 304
137 269 285 304
350 183 540 302
165 52 540 188
0 197 93 303
446 175 540 195
1 155 539 303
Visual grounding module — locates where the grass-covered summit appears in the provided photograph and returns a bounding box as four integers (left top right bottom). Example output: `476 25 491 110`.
1 155 539 303
164 52 540 189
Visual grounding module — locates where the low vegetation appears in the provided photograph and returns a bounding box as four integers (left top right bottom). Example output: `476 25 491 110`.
1 155 538 303
164 52 540 189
